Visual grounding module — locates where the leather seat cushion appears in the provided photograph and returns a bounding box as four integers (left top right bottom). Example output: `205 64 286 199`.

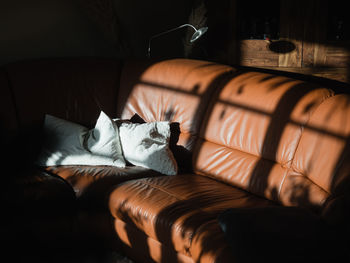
45 165 163 202
108 174 276 260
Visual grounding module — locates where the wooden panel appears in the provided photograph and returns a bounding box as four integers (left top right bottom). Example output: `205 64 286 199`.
227 0 350 84
256 66 349 84
278 0 303 67
313 43 328 67
240 40 279 66
301 0 350 68
308 42 350 68
278 39 301 67
311 68 349 83
324 43 350 67
302 0 328 67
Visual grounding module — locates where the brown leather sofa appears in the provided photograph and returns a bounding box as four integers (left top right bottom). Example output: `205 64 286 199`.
1 58 349 263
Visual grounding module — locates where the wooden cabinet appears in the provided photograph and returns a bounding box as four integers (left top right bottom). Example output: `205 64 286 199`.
214 0 350 84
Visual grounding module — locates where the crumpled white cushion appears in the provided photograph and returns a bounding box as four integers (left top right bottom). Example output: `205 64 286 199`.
37 111 126 167
118 121 178 175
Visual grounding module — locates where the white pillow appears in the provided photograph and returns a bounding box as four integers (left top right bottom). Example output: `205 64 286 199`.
37 111 126 167
118 121 178 175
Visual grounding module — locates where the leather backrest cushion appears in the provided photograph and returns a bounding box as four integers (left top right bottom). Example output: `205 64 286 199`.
194 71 334 205
118 59 235 150
292 95 350 195
198 72 333 165
6 58 122 128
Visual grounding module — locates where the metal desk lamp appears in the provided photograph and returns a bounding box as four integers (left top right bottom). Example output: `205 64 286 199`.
147 24 208 58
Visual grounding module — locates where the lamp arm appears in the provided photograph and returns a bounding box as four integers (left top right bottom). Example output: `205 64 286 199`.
148 24 198 58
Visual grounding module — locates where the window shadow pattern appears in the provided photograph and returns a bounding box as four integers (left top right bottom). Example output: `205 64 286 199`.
108 60 350 262
248 82 324 205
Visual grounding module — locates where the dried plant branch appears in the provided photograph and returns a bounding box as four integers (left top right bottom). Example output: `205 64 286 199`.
184 0 208 57
77 0 128 52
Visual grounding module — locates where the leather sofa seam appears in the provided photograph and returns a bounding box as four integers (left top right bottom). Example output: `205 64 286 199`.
286 90 335 196
141 180 187 202
288 90 335 170
196 138 286 168
277 168 289 200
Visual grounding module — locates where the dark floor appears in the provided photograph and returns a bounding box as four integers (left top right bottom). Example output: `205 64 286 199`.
4 246 134 263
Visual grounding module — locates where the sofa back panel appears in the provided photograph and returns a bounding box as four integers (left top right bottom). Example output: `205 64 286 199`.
279 170 329 210
0 69 18 134
194 140 330 209
200 71 333 166
192 71 335 203
6 58 122 128
118 59 235 150
194 140 287 202
292 94 350 195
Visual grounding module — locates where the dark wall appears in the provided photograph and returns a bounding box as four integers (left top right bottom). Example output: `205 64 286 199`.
114 0 193 58
0 0 121 65
0 0 197 65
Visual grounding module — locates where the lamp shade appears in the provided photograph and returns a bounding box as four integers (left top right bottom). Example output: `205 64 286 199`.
190 27 208 42
148 24 208 58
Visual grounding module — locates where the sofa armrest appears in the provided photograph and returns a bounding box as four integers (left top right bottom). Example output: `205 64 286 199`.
3 167 77 251
4 167 75 209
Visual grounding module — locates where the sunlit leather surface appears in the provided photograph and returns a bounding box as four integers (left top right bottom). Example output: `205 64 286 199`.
199 72 333 164
3 58 350 263
194 140 288 202
46 165 162 197
118 59 235 149
292 95 350 194
110 59 350 262
109 174 274 262
192 71 334 208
